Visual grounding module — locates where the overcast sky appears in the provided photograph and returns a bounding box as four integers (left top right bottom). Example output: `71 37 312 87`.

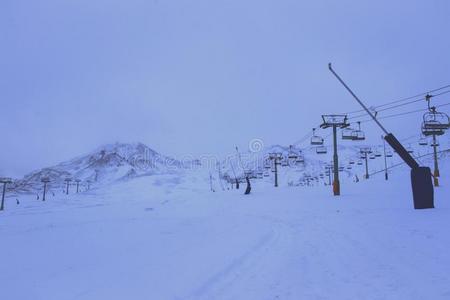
1 0 450 177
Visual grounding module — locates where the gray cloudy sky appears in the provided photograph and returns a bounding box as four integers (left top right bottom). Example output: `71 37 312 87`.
1 0 450 177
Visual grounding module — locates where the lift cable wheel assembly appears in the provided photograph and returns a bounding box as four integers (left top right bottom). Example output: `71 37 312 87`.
328 63 434 209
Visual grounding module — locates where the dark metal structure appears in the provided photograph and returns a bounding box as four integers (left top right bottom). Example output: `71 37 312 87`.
360 147 372 179
64 178 72 195
269 152 282 187
320 114 349 196
41 177 50 201
0 177 12 211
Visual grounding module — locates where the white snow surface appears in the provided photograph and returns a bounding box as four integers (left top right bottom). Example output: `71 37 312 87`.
1 161 450 300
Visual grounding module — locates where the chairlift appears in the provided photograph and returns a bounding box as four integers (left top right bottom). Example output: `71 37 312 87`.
263 171 269 177
351 122 366 141
341 127 355 140
421 103 449 136
296 155 305 164
369 153 375 160
281 159 289 167
288 145 299 159
310 128 324 145
418 136 428 146
357 160 363 165
349 160 355 165
264 160 271 169
346 165 352 170
386 150 393 158
316 146 327 154
406 145 414 154
374 150 382 157
339 166 344 172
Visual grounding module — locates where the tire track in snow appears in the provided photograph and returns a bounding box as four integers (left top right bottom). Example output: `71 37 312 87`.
184 216 295 300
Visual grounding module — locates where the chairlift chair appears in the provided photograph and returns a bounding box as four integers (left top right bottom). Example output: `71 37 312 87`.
386 150 393 158
295 155 305 164
349 160 355 165
316 146 327 154
351 122 366 141
422 109 450 130
357 160 363 165
374 150 382 157
421 106 449 136
310 128 324 145
431 140 440 147
341 127 355 140
418 136 428 146
369 153 376 160
288 146 298 159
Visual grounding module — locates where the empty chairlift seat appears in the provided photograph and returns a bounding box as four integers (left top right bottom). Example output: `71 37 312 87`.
421 106 449 136
418 136 428 146
316 146 327 154
341 127 354 140
351 122 366 141
310 128 324 145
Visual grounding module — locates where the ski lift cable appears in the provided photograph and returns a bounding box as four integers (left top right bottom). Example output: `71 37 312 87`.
291 90 449 152
368 148 449 177
347 91 450 120
357 102 450 124
342 84 450 115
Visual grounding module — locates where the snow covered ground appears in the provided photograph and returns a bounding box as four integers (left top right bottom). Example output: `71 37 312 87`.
1 161 450 300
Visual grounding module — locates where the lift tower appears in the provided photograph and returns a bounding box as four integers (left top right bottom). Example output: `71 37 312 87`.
269 152 282 187
41 177 50 201
0 177 12 211
320 115 349 196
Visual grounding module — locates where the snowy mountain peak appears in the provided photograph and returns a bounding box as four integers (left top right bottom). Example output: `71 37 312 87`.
11 142 183 194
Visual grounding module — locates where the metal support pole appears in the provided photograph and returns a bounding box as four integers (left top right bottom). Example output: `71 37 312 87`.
382 136 388 180
274 158 279 187
364 154 369 179
66 182 69 195
0 182 6 211
42 182 47 201
432 134 439 186
328 164 332 186
332 125 340 195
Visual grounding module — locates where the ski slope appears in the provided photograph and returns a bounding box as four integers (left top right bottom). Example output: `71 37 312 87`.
1 163 450 300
